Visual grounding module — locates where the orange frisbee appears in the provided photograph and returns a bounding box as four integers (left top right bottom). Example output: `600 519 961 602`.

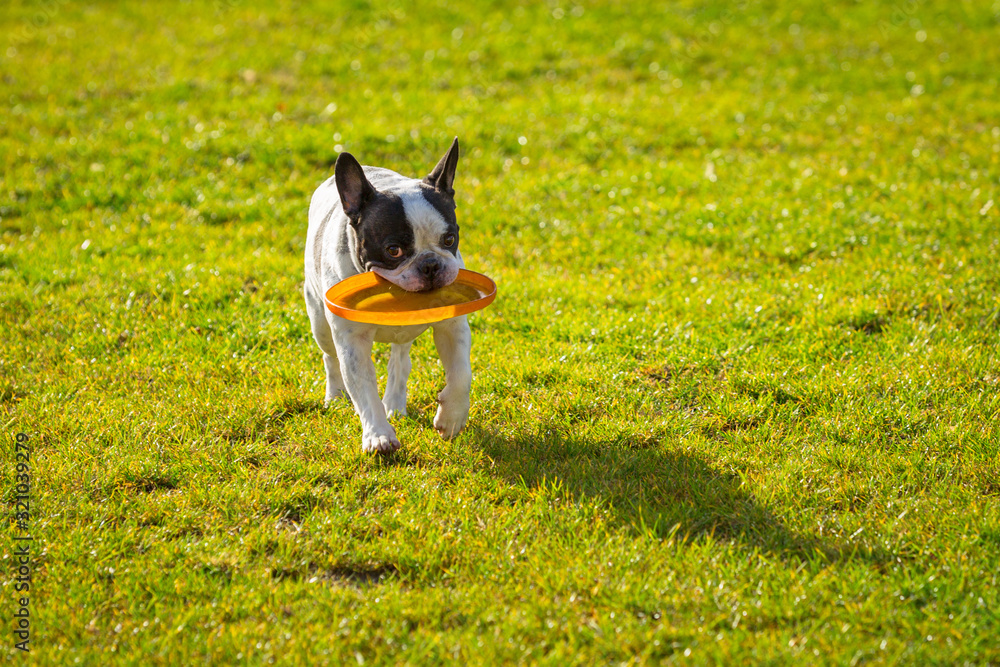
324 269 496 326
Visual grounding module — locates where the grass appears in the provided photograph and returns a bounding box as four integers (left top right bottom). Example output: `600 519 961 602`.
2 0 999 663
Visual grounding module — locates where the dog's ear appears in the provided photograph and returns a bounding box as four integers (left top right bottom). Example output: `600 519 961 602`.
423 137 460 197
335 152 377 222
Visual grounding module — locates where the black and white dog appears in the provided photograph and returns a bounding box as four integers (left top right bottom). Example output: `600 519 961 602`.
303 139 471 453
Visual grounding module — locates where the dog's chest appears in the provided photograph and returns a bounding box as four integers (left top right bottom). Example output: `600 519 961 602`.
373 323 431 344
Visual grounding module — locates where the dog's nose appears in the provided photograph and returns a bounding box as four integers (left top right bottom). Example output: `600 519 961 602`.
419 257 441 278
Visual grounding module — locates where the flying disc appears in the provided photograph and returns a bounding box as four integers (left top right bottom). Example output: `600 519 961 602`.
324 269 496 325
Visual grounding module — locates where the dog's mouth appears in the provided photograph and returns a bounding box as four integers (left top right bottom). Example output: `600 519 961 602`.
417 273 458 292
372 263 459 293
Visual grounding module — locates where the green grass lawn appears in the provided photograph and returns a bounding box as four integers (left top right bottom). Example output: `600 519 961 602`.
3 0 1000 663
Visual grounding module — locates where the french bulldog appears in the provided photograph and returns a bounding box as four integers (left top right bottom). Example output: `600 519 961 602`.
303 139 472 453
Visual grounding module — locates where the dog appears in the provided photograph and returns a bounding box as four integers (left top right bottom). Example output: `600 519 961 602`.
303 139 472 453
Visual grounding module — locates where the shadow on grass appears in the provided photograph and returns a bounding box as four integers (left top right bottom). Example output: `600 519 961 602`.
464 424 893 566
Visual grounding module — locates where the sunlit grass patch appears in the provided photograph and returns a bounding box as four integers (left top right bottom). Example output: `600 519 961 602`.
2 0 999 663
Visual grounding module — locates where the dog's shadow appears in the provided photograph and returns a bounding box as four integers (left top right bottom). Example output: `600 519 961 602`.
461 424 889 565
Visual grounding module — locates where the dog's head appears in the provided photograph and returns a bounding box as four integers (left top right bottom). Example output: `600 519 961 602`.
335 139 462 292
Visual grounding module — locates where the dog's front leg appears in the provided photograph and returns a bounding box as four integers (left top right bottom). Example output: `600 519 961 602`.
432 315 472 439
332 323 401 453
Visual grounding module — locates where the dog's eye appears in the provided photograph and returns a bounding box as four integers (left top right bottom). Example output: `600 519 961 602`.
386 245 403 258
442 234 456 248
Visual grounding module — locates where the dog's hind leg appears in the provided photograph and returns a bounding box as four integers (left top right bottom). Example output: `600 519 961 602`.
322 352 347 405
304 285 347 405
383 342 412 419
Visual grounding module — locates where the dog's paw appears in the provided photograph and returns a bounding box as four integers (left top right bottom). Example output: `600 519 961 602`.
434 400 469 440
382 395 407 420
361 430 402 454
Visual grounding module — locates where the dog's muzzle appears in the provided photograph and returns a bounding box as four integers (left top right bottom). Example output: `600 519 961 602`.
418 256 443 282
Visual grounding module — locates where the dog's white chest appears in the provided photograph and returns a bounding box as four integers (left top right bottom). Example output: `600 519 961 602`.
372 323 431 344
